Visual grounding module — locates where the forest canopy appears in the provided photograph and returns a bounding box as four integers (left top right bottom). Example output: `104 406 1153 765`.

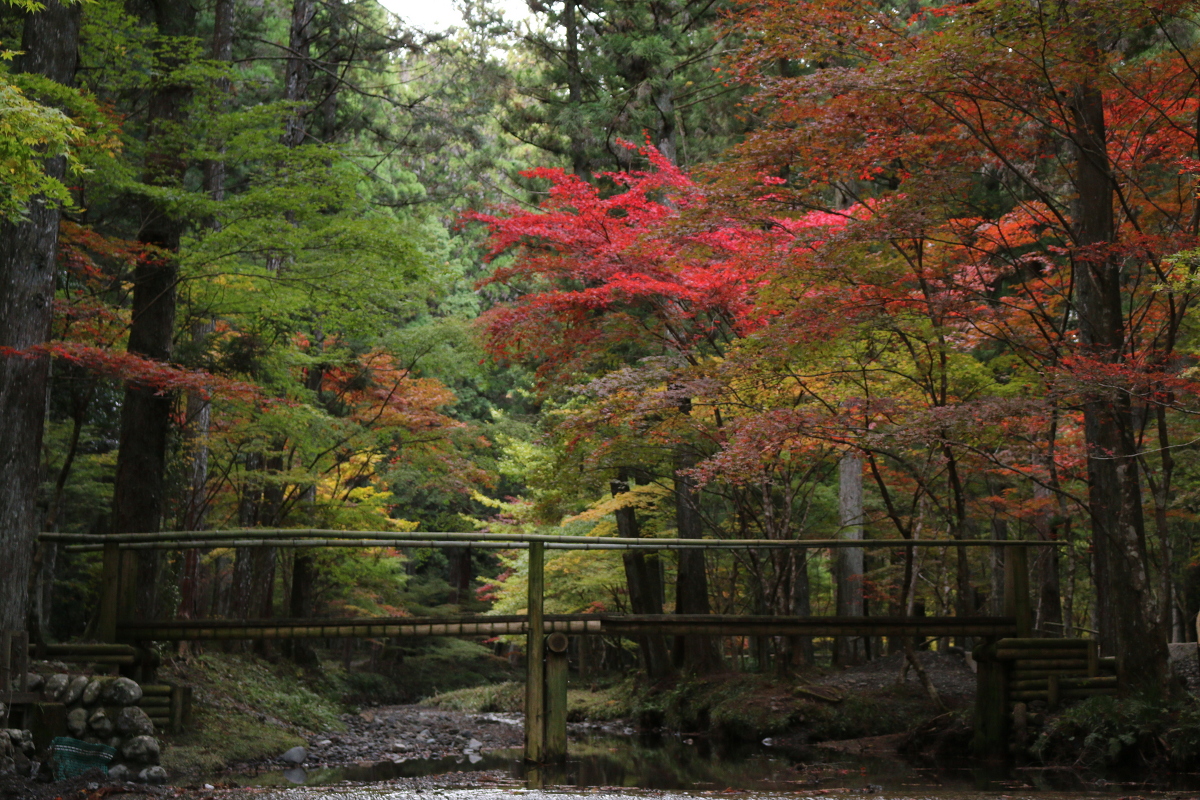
1 0 1199 691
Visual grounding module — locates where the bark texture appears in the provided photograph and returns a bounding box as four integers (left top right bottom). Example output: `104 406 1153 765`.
835 453 864 664
1070 80 1167 688
0 0 82 632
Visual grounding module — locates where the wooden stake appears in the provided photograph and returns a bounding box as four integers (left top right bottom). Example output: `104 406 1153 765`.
525 540 545 762
545 632 569 762
98 541 121 643
1004 545 1031 638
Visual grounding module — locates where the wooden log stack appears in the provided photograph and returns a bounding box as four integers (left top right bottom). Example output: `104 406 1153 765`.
994 638 1117 706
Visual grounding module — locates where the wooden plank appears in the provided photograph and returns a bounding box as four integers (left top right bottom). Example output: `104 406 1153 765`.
1010 687 1118 701
996 649 1087 660
1008 657 1089 669
117 614 1018 642
995 638 1088 650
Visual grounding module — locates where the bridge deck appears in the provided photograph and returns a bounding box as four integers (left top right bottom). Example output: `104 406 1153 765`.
116 614 1017 642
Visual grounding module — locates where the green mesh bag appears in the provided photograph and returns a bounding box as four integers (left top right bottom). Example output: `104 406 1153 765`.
50 736 116 780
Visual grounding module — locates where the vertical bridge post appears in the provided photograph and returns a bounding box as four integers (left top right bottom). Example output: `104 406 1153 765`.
545 631 569 762
524 540 545 762
98 541 121 643
1004 544 1031 638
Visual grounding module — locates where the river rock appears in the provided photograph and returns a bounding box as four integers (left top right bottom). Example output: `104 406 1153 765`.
63 675 89 705
107 763 131 782
120 735 160 764
24 673 43 692
88 709 114 737
0 705 5 724
103 677 142 706
137 766 168 784
82 677 109 706
66 707 88 737
281 746 306 764
466 738 482 751
116 706 155 736
42 673 69 702
4 730 32 755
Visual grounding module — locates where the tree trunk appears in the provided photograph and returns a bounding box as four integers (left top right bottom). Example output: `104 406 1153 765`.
1070 80 1167 689
111 0 196 621
612 473 672 678
789 548 814 666
835 453 864 664
0 0 81 633
672 423 718 673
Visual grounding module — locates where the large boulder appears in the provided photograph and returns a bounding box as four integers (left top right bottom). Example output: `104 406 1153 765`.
281 746 306 764
88 709 114 737
63 675 89 705
66 708 88 738
107 763 131 782
82 677 109 706
3 730 33 755
42 673 69 702
137 766 168 784
24 673 43 692
120 735 160 765
116 707 155 737
102 677 142 706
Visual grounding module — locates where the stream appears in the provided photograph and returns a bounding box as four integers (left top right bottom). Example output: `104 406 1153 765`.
209 733 1198 799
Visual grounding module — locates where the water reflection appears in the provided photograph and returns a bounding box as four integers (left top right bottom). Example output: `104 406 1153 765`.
220 732 1200 794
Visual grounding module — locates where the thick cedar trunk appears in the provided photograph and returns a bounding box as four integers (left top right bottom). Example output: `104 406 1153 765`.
0 0 81 633
111 0 196 621
612 473 671 679
562 0 590 181
179 0 234 624
789 549 814 666
1070 81 1167 689
672 419 718 673
835 453 864 664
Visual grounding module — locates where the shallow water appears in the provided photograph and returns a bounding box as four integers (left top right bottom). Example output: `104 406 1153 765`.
216 733 1199 797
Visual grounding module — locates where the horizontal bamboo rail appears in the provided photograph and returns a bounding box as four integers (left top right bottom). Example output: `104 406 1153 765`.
115 613 1017 642
994 638 1089 649
1010 676 1117 690
42 528 1069 550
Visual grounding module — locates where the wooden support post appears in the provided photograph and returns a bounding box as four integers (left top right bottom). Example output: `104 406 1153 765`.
1004 545 1031 638
98 541 121 643
524 540 546 763
545 632 569 762
1086 639 1098 678
1 631 11 727
972 640 1009 759
1047 674 1060 710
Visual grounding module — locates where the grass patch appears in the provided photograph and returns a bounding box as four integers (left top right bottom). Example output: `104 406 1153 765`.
158 652 346 776
426 680 525 713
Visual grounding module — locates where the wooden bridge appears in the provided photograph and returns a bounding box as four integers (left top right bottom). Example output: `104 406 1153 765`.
23 530 1073 762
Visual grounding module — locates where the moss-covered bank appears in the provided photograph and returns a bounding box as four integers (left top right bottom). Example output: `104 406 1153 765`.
429 671 944 744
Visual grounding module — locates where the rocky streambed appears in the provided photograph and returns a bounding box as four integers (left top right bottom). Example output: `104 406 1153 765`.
232 704 631 775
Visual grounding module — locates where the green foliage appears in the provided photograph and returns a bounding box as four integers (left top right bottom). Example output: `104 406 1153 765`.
0 73 83 219
1031 693 1200 768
